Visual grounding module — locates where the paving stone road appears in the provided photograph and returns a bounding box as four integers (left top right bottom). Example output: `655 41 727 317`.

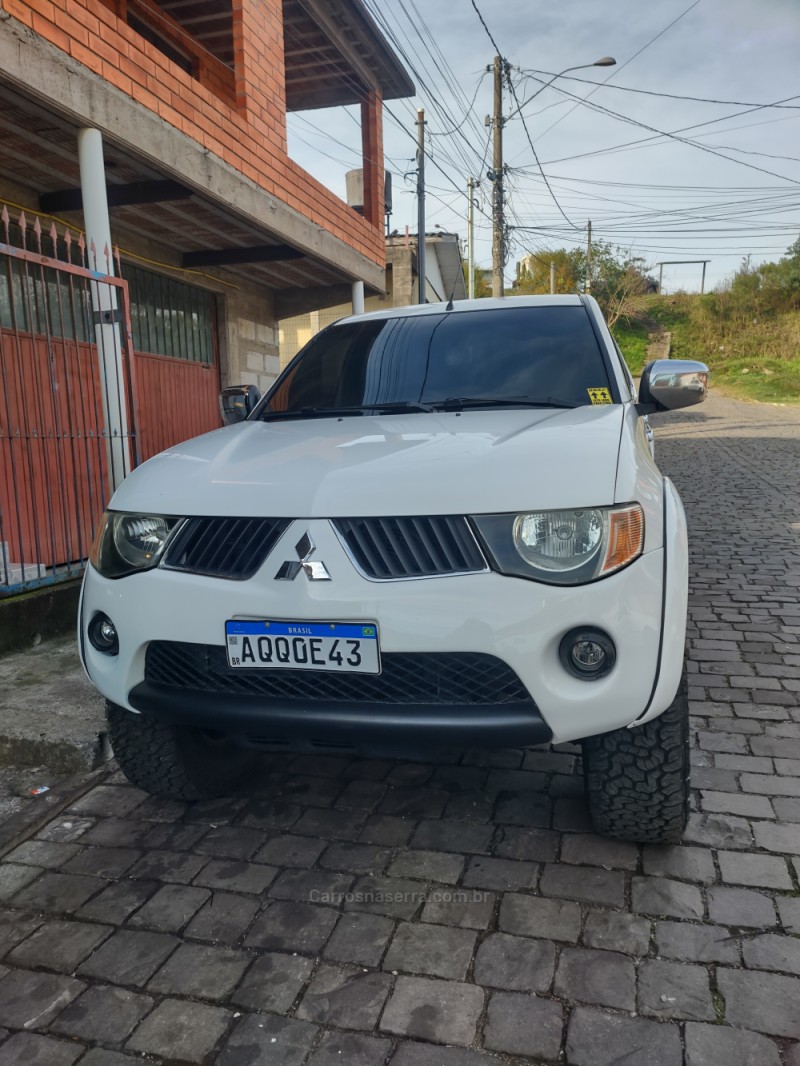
0 390 799 1065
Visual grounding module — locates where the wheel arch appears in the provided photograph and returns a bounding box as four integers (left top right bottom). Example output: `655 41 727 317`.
629 475 689 728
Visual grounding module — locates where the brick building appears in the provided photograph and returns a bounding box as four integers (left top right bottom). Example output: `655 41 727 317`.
0 0 412 591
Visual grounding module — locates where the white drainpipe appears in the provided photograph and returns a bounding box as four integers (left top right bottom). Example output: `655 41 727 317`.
351 280 365 315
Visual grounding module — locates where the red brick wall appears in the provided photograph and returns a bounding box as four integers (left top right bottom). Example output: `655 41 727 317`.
5 0 385 266
361 88 384 229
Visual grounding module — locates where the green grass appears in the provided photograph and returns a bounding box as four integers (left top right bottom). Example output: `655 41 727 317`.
611 317 652 376
707 356 800 404
619 294 800 405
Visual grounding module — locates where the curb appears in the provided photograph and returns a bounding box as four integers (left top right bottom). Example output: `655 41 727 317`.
0 761 113 860
0 731 107 777
0 580 81 657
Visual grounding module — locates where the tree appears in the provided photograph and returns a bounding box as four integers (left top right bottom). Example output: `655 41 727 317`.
462 262 492 298
602 263 652 329
724 237 800 315
512 249 580 294
512 243 651 325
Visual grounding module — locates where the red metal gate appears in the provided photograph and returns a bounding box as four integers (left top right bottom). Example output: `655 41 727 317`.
134 350 221 462
0 209 221 593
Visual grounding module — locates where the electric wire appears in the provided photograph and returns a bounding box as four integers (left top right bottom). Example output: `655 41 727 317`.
533 0 705 142
518 69 800 111
523 79 800 187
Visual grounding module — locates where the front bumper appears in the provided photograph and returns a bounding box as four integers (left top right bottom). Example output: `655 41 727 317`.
128 681 552 753
80 517 668 746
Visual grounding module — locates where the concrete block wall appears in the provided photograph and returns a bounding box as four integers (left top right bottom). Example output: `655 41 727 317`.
223 284 281 393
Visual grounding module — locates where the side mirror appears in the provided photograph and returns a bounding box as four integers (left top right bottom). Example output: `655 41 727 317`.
638 359 709 414
219 384 261 425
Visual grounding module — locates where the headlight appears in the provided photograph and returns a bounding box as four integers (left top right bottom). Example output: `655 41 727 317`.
514 510 603 573
90 511 181 578
472 504 644 585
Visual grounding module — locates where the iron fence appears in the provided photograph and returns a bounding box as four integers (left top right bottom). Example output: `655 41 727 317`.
0 207 138 594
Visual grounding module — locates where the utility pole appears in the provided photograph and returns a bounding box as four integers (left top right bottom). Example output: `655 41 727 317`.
550 260 555 295
491 55 504 298
467 177 476 300
585 219 592 293
416 108 426 304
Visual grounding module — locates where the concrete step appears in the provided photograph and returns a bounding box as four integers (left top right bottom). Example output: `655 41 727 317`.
0 633 106 774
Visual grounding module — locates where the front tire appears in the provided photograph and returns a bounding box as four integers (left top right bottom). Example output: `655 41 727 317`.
107 702 256 801
582 671 689 843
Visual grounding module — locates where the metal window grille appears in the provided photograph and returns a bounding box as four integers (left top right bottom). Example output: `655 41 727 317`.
125 264 216 364
0 257 92 342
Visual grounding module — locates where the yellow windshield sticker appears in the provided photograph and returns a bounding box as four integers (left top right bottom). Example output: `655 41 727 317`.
588 388 613 405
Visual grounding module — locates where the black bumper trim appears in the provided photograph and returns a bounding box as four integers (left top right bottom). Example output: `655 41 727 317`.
127 681 553 751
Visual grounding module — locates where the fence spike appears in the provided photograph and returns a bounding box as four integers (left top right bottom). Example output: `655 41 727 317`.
114 244 122 274
64 227 73 263
32 216 42 253
18 211 27 248
1 205 9 242
78 232 86 266
89 237 97 270
49 221 58 254
102 242 111 274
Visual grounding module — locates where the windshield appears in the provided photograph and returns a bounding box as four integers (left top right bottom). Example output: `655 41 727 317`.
260 306 613 419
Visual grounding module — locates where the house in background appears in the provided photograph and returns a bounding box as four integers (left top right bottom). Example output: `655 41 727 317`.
0 0 413 591
280 230 467 365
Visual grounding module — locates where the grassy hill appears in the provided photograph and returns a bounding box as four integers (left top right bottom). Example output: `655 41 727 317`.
612 293 800 404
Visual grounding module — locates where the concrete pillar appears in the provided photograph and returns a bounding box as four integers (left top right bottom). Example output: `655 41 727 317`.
351 281 365 315
78 128 131 490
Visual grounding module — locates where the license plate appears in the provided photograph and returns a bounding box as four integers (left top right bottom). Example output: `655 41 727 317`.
225 620 380 674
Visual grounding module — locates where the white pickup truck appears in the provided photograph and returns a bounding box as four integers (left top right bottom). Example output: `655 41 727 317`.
80 295 708 842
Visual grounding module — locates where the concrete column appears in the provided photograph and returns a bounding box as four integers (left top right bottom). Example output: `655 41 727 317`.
78 128 131 490
351 281 365 315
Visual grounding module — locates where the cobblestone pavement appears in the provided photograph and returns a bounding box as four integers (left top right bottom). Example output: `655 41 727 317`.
1 391 799 1065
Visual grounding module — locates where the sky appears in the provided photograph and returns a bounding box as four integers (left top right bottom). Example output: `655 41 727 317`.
286 0 800 294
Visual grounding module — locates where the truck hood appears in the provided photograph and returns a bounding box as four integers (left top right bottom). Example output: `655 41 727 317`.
112 407 624 517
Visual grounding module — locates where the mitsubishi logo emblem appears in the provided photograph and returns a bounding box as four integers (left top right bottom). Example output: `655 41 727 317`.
275 532 331 581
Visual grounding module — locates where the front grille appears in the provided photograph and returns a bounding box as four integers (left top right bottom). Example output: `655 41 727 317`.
145 641 530 705
334 516 486 580
163 517 289 579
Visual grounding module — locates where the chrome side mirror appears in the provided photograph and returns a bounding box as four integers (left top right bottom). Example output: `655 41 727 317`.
220 385 260 425
638 359 709 414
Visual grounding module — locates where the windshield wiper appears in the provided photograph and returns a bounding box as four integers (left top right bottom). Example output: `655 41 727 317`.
260 401 435 421
362 401 436 413
433 396 578 411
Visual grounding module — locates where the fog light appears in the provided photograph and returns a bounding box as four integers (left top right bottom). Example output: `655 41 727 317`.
559 627 615 680
88 612 119 655
572 640 605 670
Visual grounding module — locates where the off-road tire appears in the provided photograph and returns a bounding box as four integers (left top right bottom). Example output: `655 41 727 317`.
582 670 689 843
107 702 256 801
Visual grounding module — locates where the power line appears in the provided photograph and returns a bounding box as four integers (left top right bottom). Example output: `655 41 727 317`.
383 101 494 225
533 0 705 142
506 68 579 230
534 97 800 169
428 71 488 137
468 0 503 54
528 80 800 187
518 69 800 111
